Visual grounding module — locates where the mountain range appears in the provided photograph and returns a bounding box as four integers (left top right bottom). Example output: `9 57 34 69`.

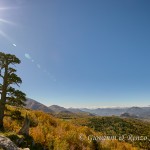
25 98 150 119
25 98 88 115
81 107 150 118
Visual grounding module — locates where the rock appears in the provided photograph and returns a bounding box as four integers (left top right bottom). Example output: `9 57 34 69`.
0 135 18 150
0 135 30 150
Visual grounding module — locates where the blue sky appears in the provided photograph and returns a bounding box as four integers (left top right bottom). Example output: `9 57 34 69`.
0 0 150 107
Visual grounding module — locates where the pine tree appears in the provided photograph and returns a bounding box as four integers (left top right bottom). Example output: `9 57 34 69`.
0 52 26 131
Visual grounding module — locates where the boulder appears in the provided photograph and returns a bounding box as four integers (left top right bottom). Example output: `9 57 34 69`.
0 135 29 150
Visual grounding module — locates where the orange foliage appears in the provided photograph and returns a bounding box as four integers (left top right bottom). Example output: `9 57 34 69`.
3 106 138 150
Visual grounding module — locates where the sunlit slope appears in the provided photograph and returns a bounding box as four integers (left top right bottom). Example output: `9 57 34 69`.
2 106 139 150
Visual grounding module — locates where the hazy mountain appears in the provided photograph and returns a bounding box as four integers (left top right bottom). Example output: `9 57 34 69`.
67 108 95 116
119 107 150 119
25 98 54 113
126 106 150 118
126 107 143 115
81 108 127 116
67 108 85 113
81 107 150 118
49 105 70 113
120 112 139 118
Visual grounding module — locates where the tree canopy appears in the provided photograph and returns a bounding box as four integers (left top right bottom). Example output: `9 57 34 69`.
0 52 26 131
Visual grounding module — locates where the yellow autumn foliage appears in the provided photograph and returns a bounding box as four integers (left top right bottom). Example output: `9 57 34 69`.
3 106 139 150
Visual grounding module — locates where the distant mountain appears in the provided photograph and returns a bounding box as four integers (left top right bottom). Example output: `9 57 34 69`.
126 106 150 118
48 105 95 116
25 98 54 113
49 105 70 113
126 107 143 115
81 108 127 116
68 108 96 116
25 98 150 119
81 107 150 118
25 99 93 116
67 108 85 113
120 112 138 118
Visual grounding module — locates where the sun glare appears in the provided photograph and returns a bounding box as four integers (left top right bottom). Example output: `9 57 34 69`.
0 6 16 41
0 7 17 10
0 18 16 26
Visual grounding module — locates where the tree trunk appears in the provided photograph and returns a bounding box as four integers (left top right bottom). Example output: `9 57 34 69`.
18 114 30 136
0 102 5 131
0 65 8 131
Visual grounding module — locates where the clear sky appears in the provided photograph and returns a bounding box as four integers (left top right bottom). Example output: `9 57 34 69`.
0 0 150 108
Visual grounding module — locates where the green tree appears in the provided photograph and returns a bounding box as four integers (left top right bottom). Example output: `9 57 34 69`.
0 52 26 131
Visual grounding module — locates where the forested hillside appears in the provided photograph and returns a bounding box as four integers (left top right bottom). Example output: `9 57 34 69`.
0 105 139 150
71 116 150 149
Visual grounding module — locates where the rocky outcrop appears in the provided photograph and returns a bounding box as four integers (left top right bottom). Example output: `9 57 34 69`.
0 135 29 150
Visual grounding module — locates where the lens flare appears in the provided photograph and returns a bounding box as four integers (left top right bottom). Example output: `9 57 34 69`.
0 18 16 26
0 6 18 41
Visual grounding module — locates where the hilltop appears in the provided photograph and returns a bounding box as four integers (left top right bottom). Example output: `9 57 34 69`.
25 98 54 113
